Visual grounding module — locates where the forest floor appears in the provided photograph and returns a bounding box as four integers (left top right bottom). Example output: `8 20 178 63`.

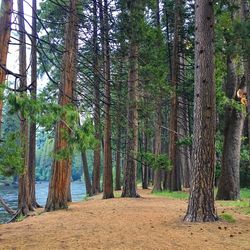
0 188 249 250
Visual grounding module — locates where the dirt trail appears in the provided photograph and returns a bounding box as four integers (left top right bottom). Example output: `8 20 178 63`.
0 189 249 249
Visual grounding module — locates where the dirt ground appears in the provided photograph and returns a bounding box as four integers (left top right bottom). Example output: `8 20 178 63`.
0 189 249 250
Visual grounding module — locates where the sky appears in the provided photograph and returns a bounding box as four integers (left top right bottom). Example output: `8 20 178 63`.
7 0 44 90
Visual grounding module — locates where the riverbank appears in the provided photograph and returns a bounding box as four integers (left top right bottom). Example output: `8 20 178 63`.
0 181 86 223
0 188 249 249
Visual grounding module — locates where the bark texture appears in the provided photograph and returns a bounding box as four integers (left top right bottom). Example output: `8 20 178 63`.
92 0 101 195
28 0 40 208
153 103 162 192
18 0 34 215
101 0 114 199
82 150 92 196
0 0 13 133
216 57 245 200
184 0 218 222
169 0 181 191
45 0 78 211
241 0 250 162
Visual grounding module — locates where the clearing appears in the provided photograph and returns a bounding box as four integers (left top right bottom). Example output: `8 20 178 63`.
0 189 249 249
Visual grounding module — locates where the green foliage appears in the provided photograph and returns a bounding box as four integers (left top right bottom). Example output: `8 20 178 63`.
0 133 23 177
177 135 192 146
240 188 250 199
16 214 26 222
220 213 236 223
139 151 171 171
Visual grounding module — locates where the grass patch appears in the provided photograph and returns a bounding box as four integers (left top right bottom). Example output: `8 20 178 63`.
114 191 121 198
16 214 26 222
240 188 250 199
218 188 250 215
153 190 188 200
220 213 236 223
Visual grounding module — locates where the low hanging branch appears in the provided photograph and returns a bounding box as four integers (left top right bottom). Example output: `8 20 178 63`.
0 195 16 216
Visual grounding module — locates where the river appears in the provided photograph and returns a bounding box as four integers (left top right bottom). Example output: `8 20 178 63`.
0 181 86 224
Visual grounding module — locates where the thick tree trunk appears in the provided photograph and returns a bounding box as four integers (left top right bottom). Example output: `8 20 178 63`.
216 61 246 199
101 0 114 199
45 0 78 211
184 0 218 222
0 0 13 134
18 0 34 216
169 0 181 191
122 41 139 198
92 0 101 195
82 150 92 196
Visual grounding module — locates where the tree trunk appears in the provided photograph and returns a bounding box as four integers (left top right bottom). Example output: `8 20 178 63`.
0 195 15 215
241 0 250 163
184 0 218 222
169 0 181 191
101 0 114 199
153 103 162 192
122 40 139 198
28 0 41 208
45 0 78 211
18 0 34 216
216 61 246 199
82 150 92 196
142 131 148 189
115 121 122 191
115 64 122 191
0 0 13 134
92 0 101 195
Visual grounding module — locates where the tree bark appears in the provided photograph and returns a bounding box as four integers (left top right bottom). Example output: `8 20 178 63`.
18 0 34 216
28 0 41 208
184 0 218 222
216 60 246 199
115 116 122 191
82 150 92 196
142 131 148 189
0 0 13 134
0 195 15 215
153 103 162 192
122 0 142 196
92 0 101 195
45 0 78 211
101 0 114 199
169 0 181 191
241 0 250 164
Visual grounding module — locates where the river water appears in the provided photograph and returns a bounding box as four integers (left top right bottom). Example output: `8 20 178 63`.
0 181 86 224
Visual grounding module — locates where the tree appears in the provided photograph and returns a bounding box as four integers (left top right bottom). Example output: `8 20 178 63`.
17 0 34 215
28 0 40 208
45 0 79 211
184 0 218 222
169 0 181 191
216 56 245 200
152 0 163 193
101 0 114 199
81 150 92 196
122 0 145 198
0 0 13 133
92 0 101 195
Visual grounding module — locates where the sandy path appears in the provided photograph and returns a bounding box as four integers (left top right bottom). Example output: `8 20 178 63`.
0 189 249 250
